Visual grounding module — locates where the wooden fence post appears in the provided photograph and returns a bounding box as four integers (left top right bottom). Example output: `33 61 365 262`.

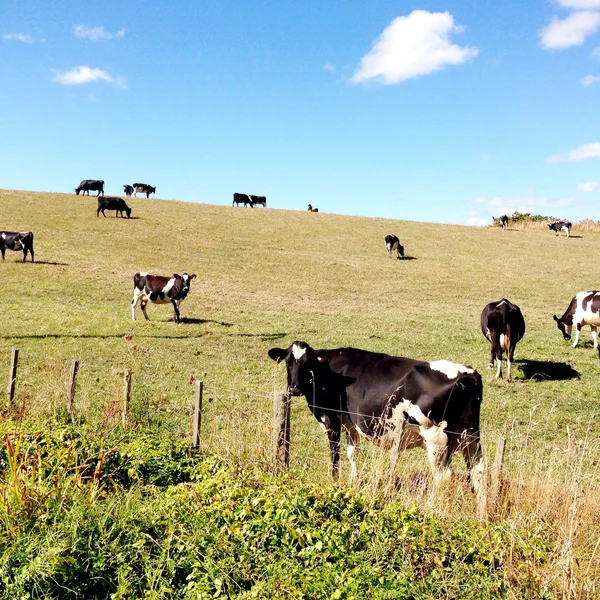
6 348 19 408
489 436 506 516
66 359 79 421
272 390 291 473
191 380 203 451
122 369 131 427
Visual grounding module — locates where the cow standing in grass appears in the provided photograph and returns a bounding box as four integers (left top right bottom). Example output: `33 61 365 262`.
0 231 34 262
384 234 404 259
548 221 572 237
554 291 600 353
76 180 104 196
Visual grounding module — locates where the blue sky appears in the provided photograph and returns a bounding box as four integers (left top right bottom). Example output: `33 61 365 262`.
1 0 600 225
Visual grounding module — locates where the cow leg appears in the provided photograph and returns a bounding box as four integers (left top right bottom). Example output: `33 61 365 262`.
419 421 451 485
495 352 502 379
172 299 181 324
319 413 342 480
572 323 582 348
591 326 598 349
1 247 4 260
344 424 360 484
454 431 484 494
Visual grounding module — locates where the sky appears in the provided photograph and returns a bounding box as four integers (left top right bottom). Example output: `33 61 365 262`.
1 0 600 226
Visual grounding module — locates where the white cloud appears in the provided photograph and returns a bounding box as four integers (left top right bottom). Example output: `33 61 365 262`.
350 10 478 84
323 63 336 73
555 0 600 8
2 33 34 43
52 65 126 87
74 25 125 41
466 217 490 226
539 11 600 50
472 196 578 211
480 153 492 162
592 45 600 58
546 142 600 163
581 74 600 84
578 181 600 191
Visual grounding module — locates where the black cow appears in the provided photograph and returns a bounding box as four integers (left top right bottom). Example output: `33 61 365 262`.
131 272 196 324
268 342 484 491
75 180 104 196
384 234 404 259
548 221 572 238
500 215 508 229
0 231 34 262
480 299 525 382
132 183 156 198
232 193 253 207
97 196 132 218
307 204 319 212
554 291 600 352
123 184 134 196
250 195 267 207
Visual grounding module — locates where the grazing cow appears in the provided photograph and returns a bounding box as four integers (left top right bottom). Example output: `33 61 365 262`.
554 291 600 351
132 183 156 198
232 193 253 207
0 231 34 262
131 272 196 324
500 215 509 229
548 221 572 238
97 196 132 218
384 234 404 259
480 299 525 382
268 341 484 491
75 180 104 196
123 184 134 196
307 204 319 212
250 195 267 207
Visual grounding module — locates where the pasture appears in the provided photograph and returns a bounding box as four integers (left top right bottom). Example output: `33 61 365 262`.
1 188 599 597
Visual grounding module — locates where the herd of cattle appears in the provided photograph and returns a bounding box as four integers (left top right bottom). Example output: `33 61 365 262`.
2 192 596 489
74 180 157 199
498 214 572 237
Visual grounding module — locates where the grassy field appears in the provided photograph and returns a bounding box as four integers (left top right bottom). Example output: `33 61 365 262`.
1 188 600 597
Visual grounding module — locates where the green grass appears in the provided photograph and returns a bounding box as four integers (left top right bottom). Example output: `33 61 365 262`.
1 188 600 597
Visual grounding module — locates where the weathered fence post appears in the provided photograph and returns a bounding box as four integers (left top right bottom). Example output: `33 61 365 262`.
489 436 506 515
66 359 79 421
191 380 203 451
122 369 131 427
6 348 19 408
272 390 291 473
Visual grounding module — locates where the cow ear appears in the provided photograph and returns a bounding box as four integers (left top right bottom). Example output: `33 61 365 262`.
553 315 559 322
268 348 287 363
315 350 329 364
190 274 197 279
173 273 181 279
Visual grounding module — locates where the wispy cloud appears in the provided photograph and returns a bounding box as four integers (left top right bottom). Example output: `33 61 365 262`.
52 65 126 87
554 0 600 8
539 11 600 50
74 25 125 41
592 45 600 58
578 181 600 191
581 74 600 84
472 196 578 210
546 142 600 163
2 33 34 43
323 63 336 73
350 10 478 84
466 217 491 227
480 153 492 162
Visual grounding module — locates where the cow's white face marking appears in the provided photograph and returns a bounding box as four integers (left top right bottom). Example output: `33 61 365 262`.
429 360 474 379
292 344 306 360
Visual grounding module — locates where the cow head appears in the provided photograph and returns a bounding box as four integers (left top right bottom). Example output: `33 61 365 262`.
176 273 196 295
269 341 324 396
151 186 156 194
398 244 404 258
75 188 81 195
553 314 572 340
125 206 132 218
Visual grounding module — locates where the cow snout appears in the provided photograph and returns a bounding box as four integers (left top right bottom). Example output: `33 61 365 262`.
563 332 571 341
287 385 301 396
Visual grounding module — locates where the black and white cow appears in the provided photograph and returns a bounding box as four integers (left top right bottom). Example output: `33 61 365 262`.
0 231 34 262
132 183 156 198
268 342 484 491
554 291 600 352
307 204 319 212
75 180 104 196
97 196 132 218
250 195 267 207
384 234 404 259
131 272 196 324
480 299 525 382
232 193 253 207
500 215 509 229
123 184 134 196
548 221 572 238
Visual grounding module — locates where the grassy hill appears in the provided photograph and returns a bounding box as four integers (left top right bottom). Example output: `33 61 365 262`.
1 188 599 597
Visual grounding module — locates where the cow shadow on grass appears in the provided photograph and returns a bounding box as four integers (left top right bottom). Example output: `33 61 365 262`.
232 332 287 341
1 333 208 340
399 256 417 261
175 317 233 327
517 359 579 381
33 261 70 266
568 235 583 239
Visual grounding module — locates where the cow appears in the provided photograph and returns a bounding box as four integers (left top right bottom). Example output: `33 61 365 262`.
123 184 134 196
0 231 34 262
384 234 404 259
250 195 267 207
97 196 132 218
548 221 572 238
307 204 319 212
232 193 253 207
131 272 196 324
268 341 484 492
553 291 600 352
500 215 509 229
132 183 156 198
480 299 525 382
75 180 104 196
